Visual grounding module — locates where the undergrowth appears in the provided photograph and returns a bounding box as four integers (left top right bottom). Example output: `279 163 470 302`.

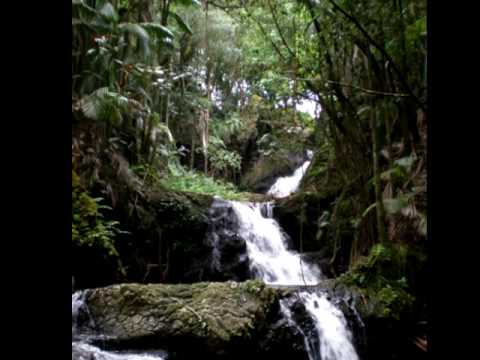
72 170 126 275
338 243 416 320
132 162 248 201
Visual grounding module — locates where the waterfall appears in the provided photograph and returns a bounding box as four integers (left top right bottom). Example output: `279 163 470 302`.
268 150 314 198
231 201 321 285
215 149 359 360
228 200 359 360
72 146 359 360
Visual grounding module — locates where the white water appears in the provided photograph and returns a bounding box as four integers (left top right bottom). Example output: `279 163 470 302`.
279 299 318 360
72 342 166 360
231 201 322 285
229 193 359 360
302 293 359 360
268 150 314 198
72 292 166 360
72 146 358 360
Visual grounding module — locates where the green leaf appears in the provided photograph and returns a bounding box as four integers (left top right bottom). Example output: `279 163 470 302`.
394 155 415 171
417 213 427 236
380 167 405 181
119 23 151 56
362 202 377 218
140 22 175 39
80 87 129 121
175 0 202 7
72 0 99 18
383 198 408 215
169 11 193 35
356 105 371 117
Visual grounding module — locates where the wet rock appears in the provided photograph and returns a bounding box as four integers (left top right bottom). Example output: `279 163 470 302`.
200 199 250 282
84 281 278 359
274 192 334 250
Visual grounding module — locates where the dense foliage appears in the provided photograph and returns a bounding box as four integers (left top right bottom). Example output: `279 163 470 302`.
72 0 426 308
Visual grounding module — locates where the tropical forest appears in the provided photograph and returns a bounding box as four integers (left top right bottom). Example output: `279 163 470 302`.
72 1 428 359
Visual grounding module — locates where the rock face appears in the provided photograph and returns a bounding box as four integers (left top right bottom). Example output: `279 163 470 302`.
85 281 278 359
72 149 218 288
201 199 250 282
241 151 307 193
273 192 337 275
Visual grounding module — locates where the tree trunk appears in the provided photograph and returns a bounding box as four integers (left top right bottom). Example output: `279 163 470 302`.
190 131 196 170
370 105 388 243
203 0 210 175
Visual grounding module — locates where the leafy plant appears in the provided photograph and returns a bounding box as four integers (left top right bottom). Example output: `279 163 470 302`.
161 163 247 200
72 171 126 274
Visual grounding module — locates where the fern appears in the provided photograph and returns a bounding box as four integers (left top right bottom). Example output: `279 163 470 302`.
161 165 247 200
80 87 129 123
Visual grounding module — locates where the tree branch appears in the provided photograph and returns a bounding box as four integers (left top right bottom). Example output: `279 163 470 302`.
266 0 296 60
242 4 287 62
325 0 426 112
209 0 243 11
325 80 410 97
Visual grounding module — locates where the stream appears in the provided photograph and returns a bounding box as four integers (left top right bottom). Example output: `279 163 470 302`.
72 151 360 360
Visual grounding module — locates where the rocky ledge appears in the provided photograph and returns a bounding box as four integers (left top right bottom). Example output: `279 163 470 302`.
83 280 277 359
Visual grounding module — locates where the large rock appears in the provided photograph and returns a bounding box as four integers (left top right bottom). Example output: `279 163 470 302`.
201 199 250 282
84 280 278 359
78 276 419 360
273 192 336 267
241 151 307 193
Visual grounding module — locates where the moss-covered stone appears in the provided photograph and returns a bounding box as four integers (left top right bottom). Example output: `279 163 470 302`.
85 280 278 357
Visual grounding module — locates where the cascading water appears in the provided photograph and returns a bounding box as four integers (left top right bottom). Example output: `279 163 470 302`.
231 201 321 285
229 200 359 360
72 147 359 360
207 149 359 360
72 342 167 360
268 150 314 198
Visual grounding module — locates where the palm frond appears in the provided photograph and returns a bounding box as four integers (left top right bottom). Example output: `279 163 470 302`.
119 23 151 57
168 12 193 35
80 87 129 123
140 23 175 39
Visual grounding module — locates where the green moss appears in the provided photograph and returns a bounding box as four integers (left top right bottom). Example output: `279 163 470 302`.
338 243 417 320
87 280 278 348
243 279 265 295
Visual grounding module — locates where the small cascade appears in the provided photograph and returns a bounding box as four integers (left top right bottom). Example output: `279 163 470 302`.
72 290 96 341
268 150 314 198
227 200 360 360
279 299 318 360
302 293 359 360
72 342 167 360
73 145 361 360
201 149 360 359
231 201 322 285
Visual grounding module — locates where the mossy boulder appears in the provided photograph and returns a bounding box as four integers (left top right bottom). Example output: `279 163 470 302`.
85 280 278 358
